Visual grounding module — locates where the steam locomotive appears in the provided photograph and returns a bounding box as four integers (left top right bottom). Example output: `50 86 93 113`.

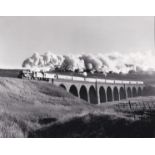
18 69 144 85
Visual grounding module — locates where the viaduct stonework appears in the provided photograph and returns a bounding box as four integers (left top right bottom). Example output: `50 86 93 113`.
51 77 144 104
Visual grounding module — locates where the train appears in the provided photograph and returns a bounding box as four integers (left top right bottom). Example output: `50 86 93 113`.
18 69 144 85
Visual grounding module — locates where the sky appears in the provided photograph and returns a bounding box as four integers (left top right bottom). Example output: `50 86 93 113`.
0 16 154 68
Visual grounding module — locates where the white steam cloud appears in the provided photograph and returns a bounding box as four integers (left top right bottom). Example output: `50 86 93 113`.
22 50 155 74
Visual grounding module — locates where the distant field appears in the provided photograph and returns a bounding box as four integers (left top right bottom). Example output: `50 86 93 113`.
0 77 155 137
0 69 22 79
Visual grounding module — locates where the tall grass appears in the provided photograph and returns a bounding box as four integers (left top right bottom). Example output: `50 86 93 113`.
0 77 155 137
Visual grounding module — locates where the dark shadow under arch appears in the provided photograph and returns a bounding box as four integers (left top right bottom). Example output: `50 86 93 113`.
89 86 98 104
113 87 119 101
138 87 142 96
127 87 132 98
69 85 78 97
120 87 126 100
132 87 137 97
60 84 66 90
99 87 106 103
107 87 113 102
80 85 88 102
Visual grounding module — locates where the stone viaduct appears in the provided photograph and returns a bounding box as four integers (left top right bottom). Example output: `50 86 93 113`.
51 77 144 104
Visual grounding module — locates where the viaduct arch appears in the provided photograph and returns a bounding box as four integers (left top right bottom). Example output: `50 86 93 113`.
60 84 66 90
89 86 98 104
107 87 113 102
79 85 88 102
69 85 78 97
120 87 126 100
132 87 137 97
127 87 132 98
113 87 119 101
138 87 142 96
99 87 106 103
56 80 144 105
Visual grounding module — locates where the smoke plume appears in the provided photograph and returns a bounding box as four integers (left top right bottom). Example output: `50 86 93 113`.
22 50 155 74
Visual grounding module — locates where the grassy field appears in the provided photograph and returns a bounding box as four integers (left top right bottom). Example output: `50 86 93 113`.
0 77 155 137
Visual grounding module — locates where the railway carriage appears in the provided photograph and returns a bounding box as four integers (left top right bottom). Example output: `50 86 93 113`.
18 70 144 85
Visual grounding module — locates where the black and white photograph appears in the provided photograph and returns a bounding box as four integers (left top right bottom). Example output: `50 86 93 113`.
0 16 155 138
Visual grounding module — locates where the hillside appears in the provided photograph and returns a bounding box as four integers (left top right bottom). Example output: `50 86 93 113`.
0 77 109 137
0 77 155 137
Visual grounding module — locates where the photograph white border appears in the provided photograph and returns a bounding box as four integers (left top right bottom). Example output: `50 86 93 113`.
0 0 155 155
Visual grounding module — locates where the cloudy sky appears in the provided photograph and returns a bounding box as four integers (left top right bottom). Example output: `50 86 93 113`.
0 16 154 68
